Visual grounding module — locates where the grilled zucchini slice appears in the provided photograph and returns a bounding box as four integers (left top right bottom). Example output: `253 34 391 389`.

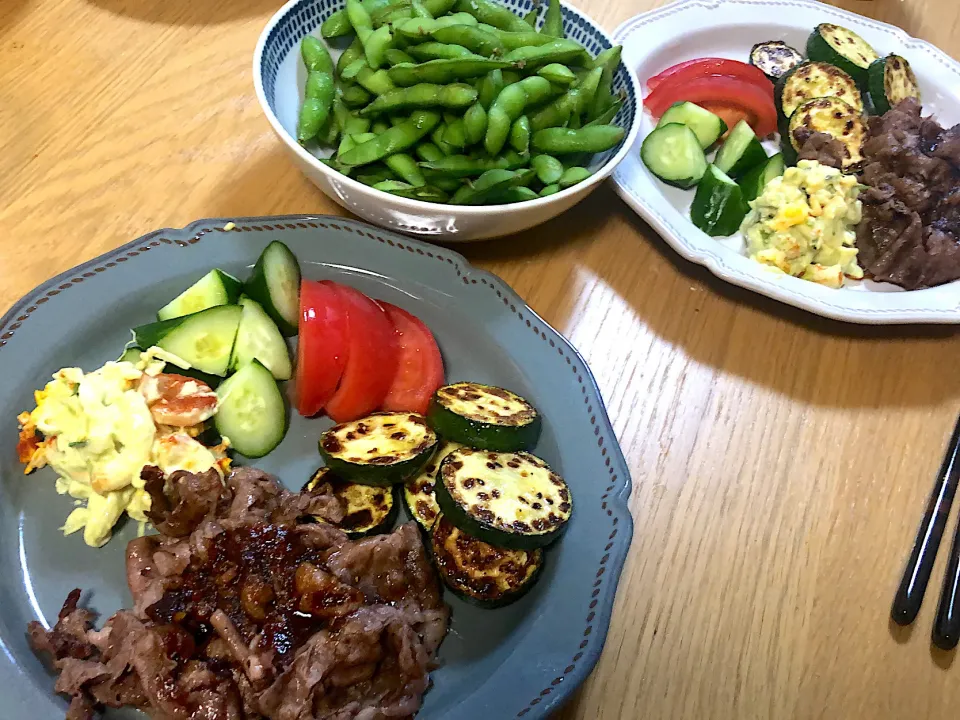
775 61 863 128
431 514 544 608
303 467 398 537
868 55 920 115
787 97 867 169
428 382 541 451
318 412 438 486
749 41 803 81
403 440 463 531
807 23 878 86
435 448 571 549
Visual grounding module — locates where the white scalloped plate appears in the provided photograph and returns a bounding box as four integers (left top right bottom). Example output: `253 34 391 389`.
611 0 960 324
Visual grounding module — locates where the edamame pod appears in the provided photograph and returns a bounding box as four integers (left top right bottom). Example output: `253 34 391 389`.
485 75 552 154
537 63 576 86
298 71 335 143
454 0 530 32
387 58 512 86
408 42 479 61
521 3 540 28
531 154 564 184
451 168 536 204
529 86 577 130
373 180 450 202
415 142 446 162
487 29 556 50
385 153 427 186
338 110 442 166
419 150 525 177
431 25 504 57
589 45 622 119
530 124 625 154
302 36 335 75
385 48 418 65
322 0 394 38
354 67 397 95
442 118 468 148
478 69 504 108
337 38 365 76
393 13 478 39
509 115 531 153
502 39 587 68
359 82 478 115
463 102 488 144
497 186 539 203
558 165 591 188
539 183 560 196
541 0 563 38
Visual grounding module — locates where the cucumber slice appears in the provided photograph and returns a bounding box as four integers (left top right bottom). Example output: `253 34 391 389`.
431 514 544 607
303 467 398 537
868 55 920 115
714 120 767 179
133 305 242 377
157 269 242 321
738 153 785 202
119 346 143 364
657 102 727 149
215 359 287 458
318 412 439 486
639 123 707 189
230 297 292 381
690 165 749 237
434 447 572 550
749 41 803 81
427 382 541 452
403 440 463 531
244 241 301 337
807 23 878 86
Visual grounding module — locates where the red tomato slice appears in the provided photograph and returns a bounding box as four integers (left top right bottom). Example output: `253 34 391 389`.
324 285 399 423
646 58 773 95
296 280 349 417
698 103 754 137
378 302 444 415
644 76 777 137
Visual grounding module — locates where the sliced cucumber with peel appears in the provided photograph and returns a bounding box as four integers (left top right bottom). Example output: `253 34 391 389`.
230 297 292 380
133 305 242 377
157 269 242 321
738 153 785 203
244 241 301 337
714 120 767 179
215 359 287 458
640 123 707 189
657 102 726 149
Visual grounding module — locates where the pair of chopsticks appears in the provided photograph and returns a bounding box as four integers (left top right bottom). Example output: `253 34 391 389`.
892 414 960 648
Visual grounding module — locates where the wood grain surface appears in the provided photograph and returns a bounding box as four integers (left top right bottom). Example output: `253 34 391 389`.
3 0 960 718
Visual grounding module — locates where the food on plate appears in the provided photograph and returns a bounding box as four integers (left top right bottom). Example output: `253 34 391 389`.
319 411 439 486
295 0 626 205
691 164 749 237
157 268 242 321
715 119 768 178
749 41 803 81
867 54 920 115
215 359 287 458
785 97 867 169
29 466 449 720
740 159 863 287
739 152 786 202
431 514 544 607
244 239 303 337
640 123 708 188
403 440 462 531
856 98 960 289
434 446 571 549
806 23 878 86
379 302 445 415
230 296 293 380
296 279 349 417
775 61 863 130
16 350 229 547
304 466 398 537
134 305 244 377
657 101 728 149
427 381 541 451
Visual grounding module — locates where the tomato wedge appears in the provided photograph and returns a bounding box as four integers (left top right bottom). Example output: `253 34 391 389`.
378 303 444 415
324 285 399 423
296 280 348 417
646 58 773 94
698 103 754 137
644 76 777 137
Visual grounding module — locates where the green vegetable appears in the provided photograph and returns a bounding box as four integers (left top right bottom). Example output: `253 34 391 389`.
388 58 513 86
541 0 563 38
529 85 577 131
354 66 397 95
539 182 560 196
339 110 442 166
431 24 504 56
384 152 427 186
531 124 624 154
478 68 504 108
385 48 417 65
415 141 446 162
360 82 478 115
509 114 531 153
301 36 334 75
451 168 535 204
442 117 468 148
558 165 590 189
521 3 540 27
496 185 539 203
243 240 302 337
420 151 526 177
737 153 785 202
411 0 433 18
806 22 878 86
216 360 287 458
531 154 563 184
487 29 556 50
133 305 243 377
639 123 707 189
230 297 292 381
298 95 332 144
502 38 586 68
337 38 366 76
655 101 725 149
372 180 450 202
537 62 575 85
393 14 478 38
463 102 488 144
867 54 920 115
589 45 621 119
341 83 373 107
157 269 242 322
690 164 749 237
408 42 478 61
454 0 530 32
321 0 394 38
485 75 552 154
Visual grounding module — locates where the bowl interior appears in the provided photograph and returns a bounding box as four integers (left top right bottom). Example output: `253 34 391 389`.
258 0 637 176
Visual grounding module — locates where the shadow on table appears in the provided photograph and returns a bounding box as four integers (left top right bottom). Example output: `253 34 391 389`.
85 0 281 24
0 0 29 34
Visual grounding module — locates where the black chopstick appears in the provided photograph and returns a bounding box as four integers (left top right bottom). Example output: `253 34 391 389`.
891 413 960 627
933 496 960 648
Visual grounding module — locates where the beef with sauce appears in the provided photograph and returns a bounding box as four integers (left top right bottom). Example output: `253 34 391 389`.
856 98 960 289
29 466 449 720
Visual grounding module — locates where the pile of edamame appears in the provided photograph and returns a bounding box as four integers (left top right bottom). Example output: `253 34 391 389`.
297 0 626 205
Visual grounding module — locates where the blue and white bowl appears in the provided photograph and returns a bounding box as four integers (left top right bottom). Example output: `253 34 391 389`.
254 0 641 240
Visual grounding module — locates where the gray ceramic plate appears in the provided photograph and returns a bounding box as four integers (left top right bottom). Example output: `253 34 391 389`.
0 215 633 719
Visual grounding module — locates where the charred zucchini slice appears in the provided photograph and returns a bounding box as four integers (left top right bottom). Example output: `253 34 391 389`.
303 467 398 537
868 55 920 115
318 412 438 486
431 514 544 608
775 61 863 127
428 382 541 451
435 448 571 549
807 23 878 86
787 96 867 169
749 41 803 81
403 440 463 531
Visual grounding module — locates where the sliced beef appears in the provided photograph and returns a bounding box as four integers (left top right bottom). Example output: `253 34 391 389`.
793 128 848 170
30 468 447 720
856 98 960 289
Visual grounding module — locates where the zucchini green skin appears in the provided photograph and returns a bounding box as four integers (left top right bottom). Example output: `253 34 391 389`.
868 55 920 115
427 386 541 451
806 24 878 86
318 412 439 487
434 449 571 550
403 440 462 532
430 514 544 608
303 467 398 537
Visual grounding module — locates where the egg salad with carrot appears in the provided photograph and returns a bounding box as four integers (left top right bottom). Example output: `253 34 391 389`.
16 348 229 548
740 160 863 288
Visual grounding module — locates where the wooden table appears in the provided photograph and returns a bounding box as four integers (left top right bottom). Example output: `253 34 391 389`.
3 0 960 717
